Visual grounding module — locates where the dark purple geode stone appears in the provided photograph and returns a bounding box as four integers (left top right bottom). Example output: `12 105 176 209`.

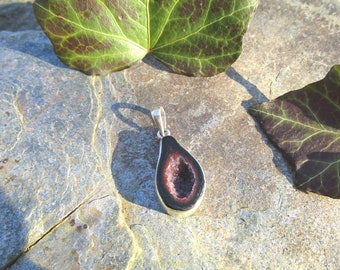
156 136 205 212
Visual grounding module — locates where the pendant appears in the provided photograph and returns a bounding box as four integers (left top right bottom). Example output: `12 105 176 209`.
151 107 206 217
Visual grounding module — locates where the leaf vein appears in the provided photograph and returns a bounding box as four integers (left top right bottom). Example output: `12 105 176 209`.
151 0 181 47
154 4 252 50
255 108 340 135
297 158 340 188
35 2 146 51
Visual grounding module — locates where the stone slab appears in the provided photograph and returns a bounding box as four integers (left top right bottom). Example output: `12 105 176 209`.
0 0 339 269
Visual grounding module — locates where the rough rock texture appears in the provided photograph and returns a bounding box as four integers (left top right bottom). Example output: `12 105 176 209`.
0 0 339 269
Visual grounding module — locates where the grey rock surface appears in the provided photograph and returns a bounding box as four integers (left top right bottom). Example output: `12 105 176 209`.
0 1 39 31
0 0 339 269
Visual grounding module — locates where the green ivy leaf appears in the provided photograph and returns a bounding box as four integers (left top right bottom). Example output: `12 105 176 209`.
33 0 258 76
249 65 340 199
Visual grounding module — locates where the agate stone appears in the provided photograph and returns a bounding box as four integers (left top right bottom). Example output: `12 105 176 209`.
155 136 206 217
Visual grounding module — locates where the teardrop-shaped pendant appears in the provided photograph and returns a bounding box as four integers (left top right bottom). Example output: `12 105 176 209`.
151 107 206 217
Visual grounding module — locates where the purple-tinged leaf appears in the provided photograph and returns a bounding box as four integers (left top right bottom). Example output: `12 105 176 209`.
249 65 340 198
33 0 258 76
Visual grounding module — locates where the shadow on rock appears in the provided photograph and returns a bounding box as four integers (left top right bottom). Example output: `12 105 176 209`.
0 2 67 69
142 54 173 73
0 3 40 31
0 188 44 269
111 103 165 214
226 67 269 108
0 30 67 69
226 67 294 185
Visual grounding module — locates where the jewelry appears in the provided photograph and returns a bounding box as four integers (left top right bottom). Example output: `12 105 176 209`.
151 107 206 217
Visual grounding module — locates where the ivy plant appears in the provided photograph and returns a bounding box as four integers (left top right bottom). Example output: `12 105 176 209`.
33 0 258 76
250 65 340 199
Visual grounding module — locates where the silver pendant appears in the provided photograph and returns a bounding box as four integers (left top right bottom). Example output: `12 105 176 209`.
151 107 206 217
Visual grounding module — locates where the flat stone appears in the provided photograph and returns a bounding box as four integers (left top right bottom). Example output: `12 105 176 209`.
0 0 339 269
0 43 135 269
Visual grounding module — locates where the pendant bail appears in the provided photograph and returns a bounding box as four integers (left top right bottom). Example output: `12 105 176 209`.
151 107 171 138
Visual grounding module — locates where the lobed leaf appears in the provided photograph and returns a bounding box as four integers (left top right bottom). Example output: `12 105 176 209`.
249 65 340 198
33 0 258 76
